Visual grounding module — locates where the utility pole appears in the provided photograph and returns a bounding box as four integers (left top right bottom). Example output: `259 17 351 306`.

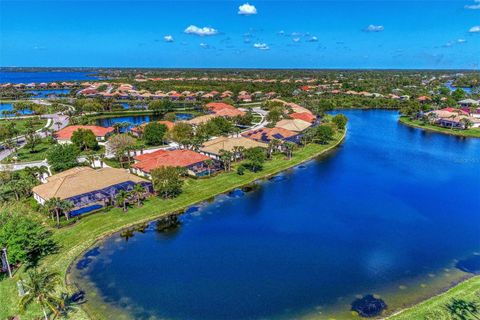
2 248 12 278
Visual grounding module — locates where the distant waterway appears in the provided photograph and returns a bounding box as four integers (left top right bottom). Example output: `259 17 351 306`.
0 71 99 84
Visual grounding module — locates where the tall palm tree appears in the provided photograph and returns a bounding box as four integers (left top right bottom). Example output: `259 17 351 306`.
45 198 73 227
55 121 62 130
115 190 130 212
219 149 233 171
131 184 146 207
61 200 74 221
284 142 296 159
267 139 281 159
204 159 214 176
18 268 62 320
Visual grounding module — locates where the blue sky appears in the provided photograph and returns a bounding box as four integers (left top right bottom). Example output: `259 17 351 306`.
0 0 479 69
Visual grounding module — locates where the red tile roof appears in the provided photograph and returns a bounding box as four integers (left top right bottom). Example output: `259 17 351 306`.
206 102 245 117
417 96 432 101
290 112 316 123
242 127 297 143
133 149 210 173
55 125 114 140
441 107 469 115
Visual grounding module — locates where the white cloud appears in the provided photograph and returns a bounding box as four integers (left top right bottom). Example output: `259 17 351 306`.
277 30 285 36
164 35 174 42
200 43 210 49
307 36 319 42
469 26 480 33
184 25 218 36
238 3 257 15
292 38 301 43
465 0 480 9
253 43 269 50
364 25 384 32
457 38 467 44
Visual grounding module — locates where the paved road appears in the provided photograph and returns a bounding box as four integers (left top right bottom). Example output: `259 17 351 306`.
0 113 69 162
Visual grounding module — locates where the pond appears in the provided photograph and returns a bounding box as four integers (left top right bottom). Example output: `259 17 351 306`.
72 110 480 320
0 103 32 117
26 89 71 98
96 113 193 131
444 80 474 94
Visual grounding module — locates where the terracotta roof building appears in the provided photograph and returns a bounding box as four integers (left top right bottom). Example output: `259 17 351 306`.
55 125 114 142
289 112 316 123
206 102 245 117
132 149 212 177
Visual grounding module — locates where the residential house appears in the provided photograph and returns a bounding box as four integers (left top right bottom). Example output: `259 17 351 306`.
131 149 213 178
242 127 301 144
199 136 267 160
32 167 151 216
55 125 114 143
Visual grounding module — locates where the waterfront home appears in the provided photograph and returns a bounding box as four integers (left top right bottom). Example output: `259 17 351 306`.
275 119 312 132
131 149 213 178
289 112 316 123
206 102 246 118
32 167 150 216
55 125 114 143
199 136 267 160
425 110 480 129
131 121 175 137
242 127 300 144
188 114 220 126
458 99 479 108
417 96 432 103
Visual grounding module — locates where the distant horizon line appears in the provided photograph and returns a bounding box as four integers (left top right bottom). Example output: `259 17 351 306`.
1 66 478 72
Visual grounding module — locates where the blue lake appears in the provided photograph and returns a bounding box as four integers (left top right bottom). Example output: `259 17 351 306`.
444 80 474 94
0 103 32 117
0 71 99 83
96 113 193 131
73 110 480 319
26 89 70 98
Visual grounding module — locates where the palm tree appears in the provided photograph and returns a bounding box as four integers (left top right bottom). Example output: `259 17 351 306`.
284 142 296 159
219 149 233 171
131 184 146 207
267 139 281 159
204 159 214 176
232 146 245 161
18 268 62 320
61 200 74 221
45 198 73 227
115 190 130 212
55 121 62 130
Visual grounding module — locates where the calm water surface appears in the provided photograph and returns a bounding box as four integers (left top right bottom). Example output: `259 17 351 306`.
96 113 193 130
0 103 32 117
73 110 480 320
0 71 98 83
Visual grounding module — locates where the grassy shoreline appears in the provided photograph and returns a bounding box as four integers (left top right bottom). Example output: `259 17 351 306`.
399 116 480 138
390 275 480 319
0 130 346 320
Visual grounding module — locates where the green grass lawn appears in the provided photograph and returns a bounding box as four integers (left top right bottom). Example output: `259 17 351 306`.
0 117 47 136
390 276 480 320
0 131 345 320
399 116 480 138
1 140 105 164
6 139 52 162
